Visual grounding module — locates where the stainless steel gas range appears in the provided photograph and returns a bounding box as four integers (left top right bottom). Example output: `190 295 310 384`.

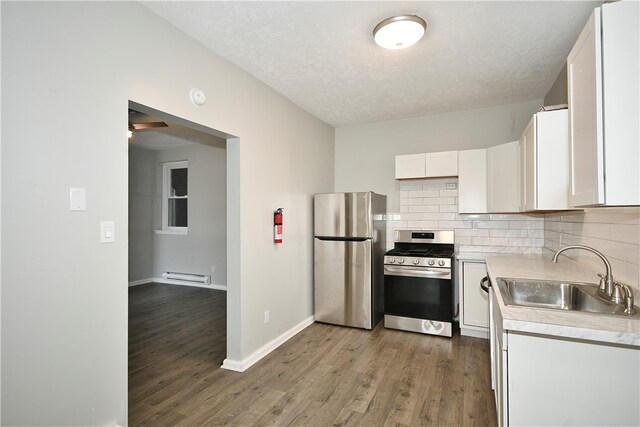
383 230 455 337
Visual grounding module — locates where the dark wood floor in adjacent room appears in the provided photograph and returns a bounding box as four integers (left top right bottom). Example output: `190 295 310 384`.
129 283 497 426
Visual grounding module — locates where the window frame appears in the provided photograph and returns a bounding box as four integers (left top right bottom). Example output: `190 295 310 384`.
160 160 188 235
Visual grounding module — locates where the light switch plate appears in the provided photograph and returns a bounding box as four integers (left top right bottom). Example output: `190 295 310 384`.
100 221 115 243
70 188 86 211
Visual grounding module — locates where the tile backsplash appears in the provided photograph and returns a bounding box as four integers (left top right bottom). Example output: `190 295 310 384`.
387 179 544 253
386 180 640 288
545 207 640 288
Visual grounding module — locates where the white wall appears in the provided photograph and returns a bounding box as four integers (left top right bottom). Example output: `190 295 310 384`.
335 100 542 211
1 2 334 425
152 143 227 287
129 147 156 283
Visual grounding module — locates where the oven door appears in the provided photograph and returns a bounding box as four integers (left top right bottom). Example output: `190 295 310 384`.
383 265 452 322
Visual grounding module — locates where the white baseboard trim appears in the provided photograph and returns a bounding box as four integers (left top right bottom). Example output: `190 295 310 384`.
221 316 315 373
128 278 153 287
153 277 227 291
460 327 489 340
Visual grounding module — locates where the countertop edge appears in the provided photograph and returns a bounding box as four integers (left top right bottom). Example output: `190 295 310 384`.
485 254 640 348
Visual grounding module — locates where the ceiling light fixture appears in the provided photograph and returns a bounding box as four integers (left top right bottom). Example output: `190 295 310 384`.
373 15 427 50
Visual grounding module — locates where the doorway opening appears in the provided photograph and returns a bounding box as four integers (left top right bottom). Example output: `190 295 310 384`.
126 101 236 420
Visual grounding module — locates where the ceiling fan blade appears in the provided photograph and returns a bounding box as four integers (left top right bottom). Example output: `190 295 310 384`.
132 122 168 130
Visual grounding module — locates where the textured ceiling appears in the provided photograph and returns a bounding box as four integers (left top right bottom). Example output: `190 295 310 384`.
144 1 599 127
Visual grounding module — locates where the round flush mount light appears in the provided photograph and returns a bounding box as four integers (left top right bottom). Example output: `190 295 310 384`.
373 15 427 50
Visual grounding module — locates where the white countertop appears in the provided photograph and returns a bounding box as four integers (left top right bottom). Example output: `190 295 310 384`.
484 253 640 347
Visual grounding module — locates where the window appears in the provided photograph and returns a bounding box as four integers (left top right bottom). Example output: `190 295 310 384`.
161 161 188 234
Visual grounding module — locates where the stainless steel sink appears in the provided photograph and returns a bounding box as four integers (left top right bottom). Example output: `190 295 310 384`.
496 278 639 317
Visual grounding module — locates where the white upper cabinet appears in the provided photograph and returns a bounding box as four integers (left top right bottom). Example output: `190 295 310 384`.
395 150 458 179
520 110 570 211
568 1 639 206
425 150 458 177
487 141 520 213
395 153 426 179
458 149 487 213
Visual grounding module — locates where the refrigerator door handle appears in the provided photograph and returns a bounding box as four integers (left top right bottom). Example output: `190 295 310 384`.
315 236 369 242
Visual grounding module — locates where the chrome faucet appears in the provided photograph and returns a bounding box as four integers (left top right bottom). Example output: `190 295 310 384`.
551 245 621 302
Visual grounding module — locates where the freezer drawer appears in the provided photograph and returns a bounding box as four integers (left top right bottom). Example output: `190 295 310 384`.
314 192 373 238
314 238 372 329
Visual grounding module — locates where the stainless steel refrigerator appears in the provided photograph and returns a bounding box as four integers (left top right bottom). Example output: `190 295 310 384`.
313 192 386 329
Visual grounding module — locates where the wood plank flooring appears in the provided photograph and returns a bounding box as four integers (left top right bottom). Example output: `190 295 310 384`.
129 283 497 426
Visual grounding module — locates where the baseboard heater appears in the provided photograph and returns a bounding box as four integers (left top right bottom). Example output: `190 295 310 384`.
162 271 211 285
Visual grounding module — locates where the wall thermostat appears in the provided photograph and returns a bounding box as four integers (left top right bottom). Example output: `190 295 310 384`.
190 88 206 106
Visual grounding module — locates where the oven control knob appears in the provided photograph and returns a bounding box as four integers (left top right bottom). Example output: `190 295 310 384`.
428 259 435 266
398 258 405 264
413 258 420 265
438 260 445 266
389 257 396 264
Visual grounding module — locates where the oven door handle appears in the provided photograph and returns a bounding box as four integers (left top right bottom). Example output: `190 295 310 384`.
384 266 451 279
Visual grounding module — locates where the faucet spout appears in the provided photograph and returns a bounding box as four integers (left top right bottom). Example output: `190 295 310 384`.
551 245 614 298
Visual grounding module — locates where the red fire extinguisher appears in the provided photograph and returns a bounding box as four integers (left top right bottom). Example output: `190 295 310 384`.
274 208 283 244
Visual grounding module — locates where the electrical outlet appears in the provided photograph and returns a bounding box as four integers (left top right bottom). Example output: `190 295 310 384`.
264 311 270 323
210 265 216 273
446 183 457 189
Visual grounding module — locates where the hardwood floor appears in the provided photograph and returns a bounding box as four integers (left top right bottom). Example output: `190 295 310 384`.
129 283 497 426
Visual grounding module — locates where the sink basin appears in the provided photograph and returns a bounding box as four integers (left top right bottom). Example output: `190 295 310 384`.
496 278 638 317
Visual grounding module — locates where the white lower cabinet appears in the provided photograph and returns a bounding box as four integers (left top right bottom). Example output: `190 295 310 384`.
490 288 640 427
459 261 489 338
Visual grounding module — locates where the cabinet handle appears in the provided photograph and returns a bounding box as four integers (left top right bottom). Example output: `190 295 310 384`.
480 276 490 293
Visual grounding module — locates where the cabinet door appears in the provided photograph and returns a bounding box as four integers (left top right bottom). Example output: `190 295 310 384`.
462 262 489 328
425 150 458 177
521 116 537 212
568 8 604 206
458 149 487 213
395 153 426 179
537 110 570 210
487 141 521 213
602 0 640 205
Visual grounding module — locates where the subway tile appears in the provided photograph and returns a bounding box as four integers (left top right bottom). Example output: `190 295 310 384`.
571 222 610 240
511 221 544 230
439 220 473 229
406 189 440 198
400 198 424 206
406 220 439 228
472 237 510 246
455 228 490 237
509 238 544 247
400 213 428 221
474 220 510 229
459 214 491 221
490 229 529 238
439 189 458 197
422 197 455 205
527 229 544 239
440 205 458 213
609 224 640 245
454 236 473 245
408 205 440 213
400 183 423 191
